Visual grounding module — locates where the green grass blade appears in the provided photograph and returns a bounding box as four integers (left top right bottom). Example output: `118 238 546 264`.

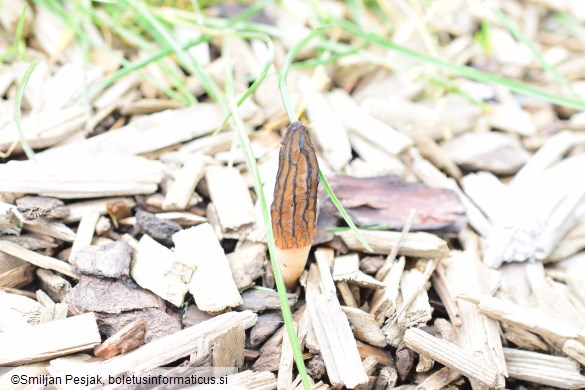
98 36 207 91
13 3 29 60
337 19 585 111
122 0 226 109
492 8 580 99
14 61 39 162
223 37 311 390
213 32 274 136
279 31 322 122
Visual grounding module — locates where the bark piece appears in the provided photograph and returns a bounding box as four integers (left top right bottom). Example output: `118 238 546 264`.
248 311 283 349
227 241 266 291
179 223 243 313
136 210 182 246
183 305 213 328
404 328 504 388
0 240 77 279
0 312 101 365
307 354 327 380
305 249 369 389
94 318 147 359
360 256 385 275
16 195 69 220
64 275 164 315
239 289 297 312
325 175 465 234
132 234 192 307
374 366 397 390
72 241 131 278
336 230 448 258
396 348 416 381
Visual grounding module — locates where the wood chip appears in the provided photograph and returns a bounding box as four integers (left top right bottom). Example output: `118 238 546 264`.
336 230 448 258
162 154 206 211
85 311 256 377
404 328 504 388
341 306 387 347
0 312 101 365
206 166 255 237
306 248 369 389
0 291 42 331
94 318 147 359
132 234 193 307
176 223 243 312
68 209 99 263
504 347 585 389
0 240 77 279
333 254 385 289
36 269 71 302
458 292 585 344
0 253 34 288
0 156 164 198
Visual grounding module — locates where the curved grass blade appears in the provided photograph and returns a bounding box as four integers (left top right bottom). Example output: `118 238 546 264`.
223 37 311 390
14 61 39 162
213 32 274 136
337 19 585 111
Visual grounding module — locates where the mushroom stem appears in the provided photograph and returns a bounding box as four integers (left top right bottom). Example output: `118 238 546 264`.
276 245 312 288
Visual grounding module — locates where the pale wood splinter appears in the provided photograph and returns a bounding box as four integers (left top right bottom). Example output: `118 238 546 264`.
271 121 320 288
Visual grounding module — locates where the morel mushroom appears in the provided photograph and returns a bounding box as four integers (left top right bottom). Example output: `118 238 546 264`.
271 121 320 288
